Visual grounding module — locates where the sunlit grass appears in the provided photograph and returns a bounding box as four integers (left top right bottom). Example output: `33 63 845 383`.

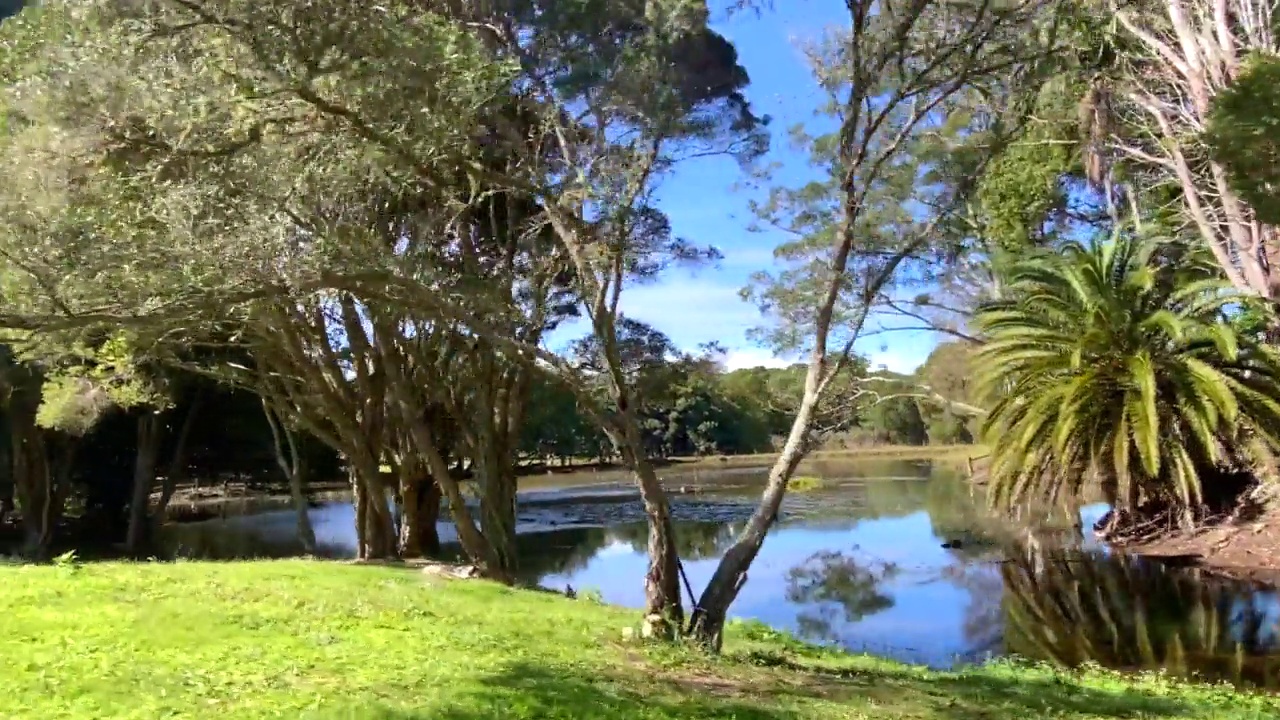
0 560 1275 719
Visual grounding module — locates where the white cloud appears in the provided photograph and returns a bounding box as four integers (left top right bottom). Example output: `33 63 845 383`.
722 347 793 371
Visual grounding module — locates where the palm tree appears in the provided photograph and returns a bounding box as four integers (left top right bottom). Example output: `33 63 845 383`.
974 234 1280 532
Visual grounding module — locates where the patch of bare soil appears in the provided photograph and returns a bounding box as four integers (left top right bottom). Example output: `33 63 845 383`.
1116 505 1280 583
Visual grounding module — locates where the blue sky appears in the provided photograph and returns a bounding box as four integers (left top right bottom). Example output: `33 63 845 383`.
548 1 942 374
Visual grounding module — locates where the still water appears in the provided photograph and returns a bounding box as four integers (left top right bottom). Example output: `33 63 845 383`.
162 459 1280 688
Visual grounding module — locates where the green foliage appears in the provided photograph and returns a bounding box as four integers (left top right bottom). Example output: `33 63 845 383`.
924 412 973 446
915 341 980 443
1205 52 1280 225
862 396 928 447
521 344 971 463
26 334 167 436
975 234 1280 520
976 77 1081 253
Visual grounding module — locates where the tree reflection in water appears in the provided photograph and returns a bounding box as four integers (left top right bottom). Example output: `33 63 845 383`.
785 549 897 645
1001 543 1280 689
510 520 743 582
611 520 743 561
512 527 614 579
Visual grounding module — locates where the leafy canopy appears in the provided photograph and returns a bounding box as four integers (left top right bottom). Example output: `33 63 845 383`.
1204 51 1280 226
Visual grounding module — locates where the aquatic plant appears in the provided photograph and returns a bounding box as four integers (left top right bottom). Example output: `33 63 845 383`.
788 476 829 493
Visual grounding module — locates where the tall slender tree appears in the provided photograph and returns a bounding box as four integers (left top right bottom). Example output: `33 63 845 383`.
686 0 1063 648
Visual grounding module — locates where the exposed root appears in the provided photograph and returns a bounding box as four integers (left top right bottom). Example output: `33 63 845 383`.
1095 466 1270 545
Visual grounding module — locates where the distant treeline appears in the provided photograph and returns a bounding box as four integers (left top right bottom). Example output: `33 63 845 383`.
520 340 979 466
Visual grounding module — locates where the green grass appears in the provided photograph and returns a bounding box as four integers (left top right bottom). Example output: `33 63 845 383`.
1 560 1274 719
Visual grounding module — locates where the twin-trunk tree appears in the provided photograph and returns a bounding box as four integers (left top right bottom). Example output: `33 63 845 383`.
677 0 1062 647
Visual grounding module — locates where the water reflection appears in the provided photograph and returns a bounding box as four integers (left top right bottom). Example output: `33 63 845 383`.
161 503 359 560
158 458 1280 688
1002 545 1280 688
786 550 897 645
513 521 743 582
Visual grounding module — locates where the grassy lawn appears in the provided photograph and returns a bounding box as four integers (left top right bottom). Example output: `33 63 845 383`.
1 560 1271 719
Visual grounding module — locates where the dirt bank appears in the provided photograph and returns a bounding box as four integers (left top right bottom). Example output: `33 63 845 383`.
1115 506 1280 583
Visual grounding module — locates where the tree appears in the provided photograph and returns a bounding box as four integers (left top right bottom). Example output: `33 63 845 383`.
1099 0 1280 299
261 399 317 554
862 395 928 446
975 234 1280 533
1204 52 1280 226
685 0 1061 648
465 1 767 633
0 0 545 571
520 372 610 465
915 341 979 443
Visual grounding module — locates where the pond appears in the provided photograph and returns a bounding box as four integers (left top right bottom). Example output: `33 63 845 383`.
161 458 1280 689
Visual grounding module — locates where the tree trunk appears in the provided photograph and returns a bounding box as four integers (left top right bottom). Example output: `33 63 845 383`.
688 382 820 650
11 420 53 561
476 450 517 573
398 476 422 558
355 460 397 559
398 474 442 558
351 468 369 560
262 400 316 554
637 466 684 637
420 478 441 556
288 459 316 556
156 391 203 525
397 407 506 577
611 418 683 637
126 414 164 556
347 456 396 560
0 437 13 518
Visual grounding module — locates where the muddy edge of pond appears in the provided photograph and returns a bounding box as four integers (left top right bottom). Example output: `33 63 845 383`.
1113 506 1280 584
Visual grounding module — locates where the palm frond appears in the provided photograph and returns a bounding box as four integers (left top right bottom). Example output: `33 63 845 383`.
976 233 1280 523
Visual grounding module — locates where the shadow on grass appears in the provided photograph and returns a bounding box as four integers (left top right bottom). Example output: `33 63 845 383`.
364 654 1204 720
732 649 1200 719
366 661 796 720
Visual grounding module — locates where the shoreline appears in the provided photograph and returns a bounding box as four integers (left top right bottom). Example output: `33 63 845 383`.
161 445 983 521
158 452 1280 587
1112 505 1280 584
